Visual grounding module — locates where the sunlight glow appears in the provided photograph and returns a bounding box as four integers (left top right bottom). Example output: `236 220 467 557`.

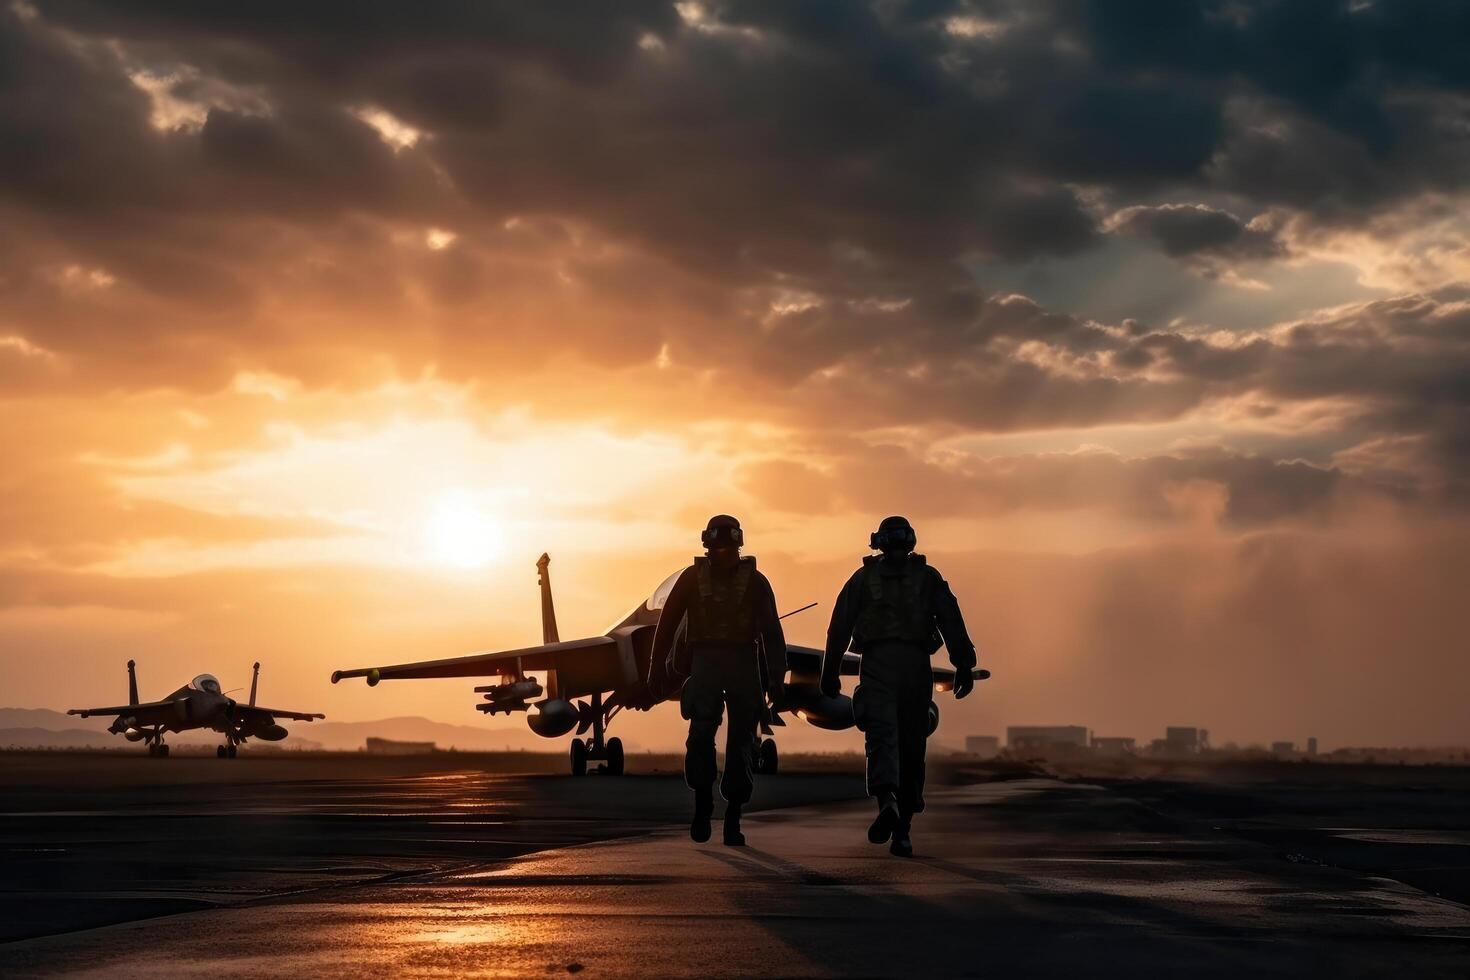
424 492 500 569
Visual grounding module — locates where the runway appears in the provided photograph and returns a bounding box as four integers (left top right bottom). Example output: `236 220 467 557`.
5 762 1469 978
0 752 863 943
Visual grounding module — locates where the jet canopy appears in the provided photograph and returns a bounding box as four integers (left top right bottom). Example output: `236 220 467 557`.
646 569 683 612
189 674 222 695
606 567 684 632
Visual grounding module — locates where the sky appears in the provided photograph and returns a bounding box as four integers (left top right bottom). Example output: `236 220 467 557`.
2 0 1469 751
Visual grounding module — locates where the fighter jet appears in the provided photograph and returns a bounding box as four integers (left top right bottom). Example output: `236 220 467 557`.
69 661 325 757
331 554 987 776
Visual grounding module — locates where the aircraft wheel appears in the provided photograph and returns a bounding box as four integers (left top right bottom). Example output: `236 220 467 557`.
758 738 779 775
606 737 625 776
927 701 940 737
570 738 588 777
217 745 227 759
227 744 238 758
158 744 170 758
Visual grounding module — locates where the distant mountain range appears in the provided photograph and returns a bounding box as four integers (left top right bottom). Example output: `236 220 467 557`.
0 707 582 752
0 707 111 731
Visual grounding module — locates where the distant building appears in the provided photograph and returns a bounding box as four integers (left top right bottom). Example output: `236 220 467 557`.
1270 741 1295 756
365 737 437 755
965 736 1000 757
1091 736 1136 756
1008 726 1090 753
1164 727 1209 755
1306 737 1318 757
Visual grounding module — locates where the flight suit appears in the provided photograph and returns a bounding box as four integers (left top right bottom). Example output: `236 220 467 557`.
649 556 786 806
823 554 975 818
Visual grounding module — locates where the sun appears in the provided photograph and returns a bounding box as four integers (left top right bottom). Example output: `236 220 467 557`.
424 491 500 569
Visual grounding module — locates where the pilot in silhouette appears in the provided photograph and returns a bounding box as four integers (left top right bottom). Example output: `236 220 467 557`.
822 516 977 856
647 515 787 846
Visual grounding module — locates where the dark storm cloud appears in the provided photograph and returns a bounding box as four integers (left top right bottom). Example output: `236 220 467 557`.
728 285 1469 500
1107 204 1285 269
1 1 1468 501
736 444 1351 526
8 0 1470 308
1072 0 1470 208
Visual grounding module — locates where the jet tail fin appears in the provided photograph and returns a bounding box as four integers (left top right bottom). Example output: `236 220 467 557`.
250 661 260 706
536 554 560 698
537 553 560 644
127 659 138 706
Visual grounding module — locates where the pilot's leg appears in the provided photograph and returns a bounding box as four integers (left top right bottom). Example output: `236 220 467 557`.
681 653 723 843
895 650 931 820
854 643 902 802
720 679 760 806
718 657 762 846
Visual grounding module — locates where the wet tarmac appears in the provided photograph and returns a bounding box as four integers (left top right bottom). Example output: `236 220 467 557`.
5 762 1470 977
1090 763 1470 908
0 752 863 944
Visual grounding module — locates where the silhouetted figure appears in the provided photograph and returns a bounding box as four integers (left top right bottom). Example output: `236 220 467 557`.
648 515 787 845
822 516 977 856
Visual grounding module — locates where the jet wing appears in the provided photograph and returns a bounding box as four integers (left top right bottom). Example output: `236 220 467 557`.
331 635 618 684
68 699 181 719
784 644 833 676
239 705 324 722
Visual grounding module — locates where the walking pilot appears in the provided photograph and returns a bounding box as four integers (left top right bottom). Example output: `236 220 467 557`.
821 516 978 856
647 515 787 846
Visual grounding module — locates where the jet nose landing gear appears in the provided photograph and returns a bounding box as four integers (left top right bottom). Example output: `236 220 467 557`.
569 734 625 776
567 693 626 776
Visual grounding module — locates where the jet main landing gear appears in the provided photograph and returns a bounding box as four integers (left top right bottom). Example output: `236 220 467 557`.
754 737 779 775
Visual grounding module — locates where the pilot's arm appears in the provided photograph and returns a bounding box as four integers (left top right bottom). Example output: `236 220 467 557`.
929 567 978 698
754 573 787 700
646 565 695 697
820 569 865 697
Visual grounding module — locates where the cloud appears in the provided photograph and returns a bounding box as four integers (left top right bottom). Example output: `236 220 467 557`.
737 443 1356 528
3 0 1469 406
1106 203 1286 277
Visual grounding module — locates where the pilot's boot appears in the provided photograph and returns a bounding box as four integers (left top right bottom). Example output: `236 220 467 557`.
691 786 714 843
723 802 745 846
868 789 901 844
889 816 913 858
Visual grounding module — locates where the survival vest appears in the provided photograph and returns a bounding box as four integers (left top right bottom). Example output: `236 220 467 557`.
852 554 942 652
685 556 759 645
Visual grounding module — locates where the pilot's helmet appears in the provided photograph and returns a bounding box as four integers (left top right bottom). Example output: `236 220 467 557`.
700 514 743 551
870 515 916 554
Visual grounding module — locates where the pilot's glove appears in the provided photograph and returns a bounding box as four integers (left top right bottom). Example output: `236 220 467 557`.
953 669 974 701
820 675 840 699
